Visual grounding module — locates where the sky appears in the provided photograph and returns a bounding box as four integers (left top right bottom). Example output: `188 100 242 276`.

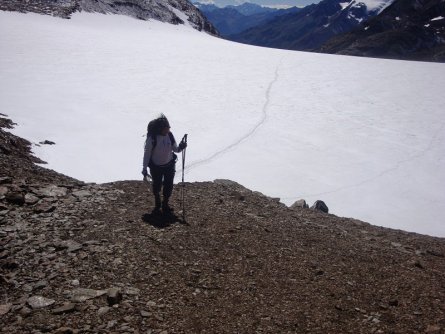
1 11 445 237
195 0 319 8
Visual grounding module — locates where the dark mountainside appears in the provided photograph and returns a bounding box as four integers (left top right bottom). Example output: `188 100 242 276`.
0 0 218 35
318 0 445 62
194 2 300 36
228 0 391 51
2 114 445 334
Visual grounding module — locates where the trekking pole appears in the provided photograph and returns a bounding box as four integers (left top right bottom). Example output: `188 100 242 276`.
181 134 188 222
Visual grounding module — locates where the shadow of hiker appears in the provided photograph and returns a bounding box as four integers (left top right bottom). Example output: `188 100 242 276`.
142 209 185 228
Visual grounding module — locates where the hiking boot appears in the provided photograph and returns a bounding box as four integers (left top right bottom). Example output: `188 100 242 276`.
162 199 173 213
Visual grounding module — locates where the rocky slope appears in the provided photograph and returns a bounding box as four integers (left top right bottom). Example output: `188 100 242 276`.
1 114 445 333
0 0 217 35
318 0 445 62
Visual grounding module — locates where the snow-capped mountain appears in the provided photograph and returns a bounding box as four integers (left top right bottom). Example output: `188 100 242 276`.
229 0 393 50
319 0 445 62
194 2 300 35
0 0 217 34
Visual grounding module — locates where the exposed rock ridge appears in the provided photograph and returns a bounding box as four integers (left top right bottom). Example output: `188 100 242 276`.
1 115 445 333
0 0 218 35
318 0 445 62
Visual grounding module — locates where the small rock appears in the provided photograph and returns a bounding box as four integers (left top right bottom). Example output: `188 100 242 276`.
39 140 56 145
5 192 25 206
123 287 140 296
19 306 32 317
426 250 444 258
379 304 389 310
54 327 74 334
414 260 425 269
107 288 122 306
71 288 107 302
0 250 9 259
425 325 442 334
0 177 12 184
315 269 324 276
33 280 48 290
24 193 39 205
290 199 309 209
2 260 19 270
34 185 68 198
389 299 399 307
72 190 92 199
121 301 132 308
0 186 8 197
22 284 33 292
27 296 55 309
140 310 150 317
52 303 76 315
65 240 82 253
98 306 110 316
0 303 12 316
55 240 82 253
70 279 80 286
146 301 157 308
106 320 117 329
33 202 56 213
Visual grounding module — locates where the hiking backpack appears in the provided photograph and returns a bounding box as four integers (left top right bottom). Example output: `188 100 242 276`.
146 119 176 149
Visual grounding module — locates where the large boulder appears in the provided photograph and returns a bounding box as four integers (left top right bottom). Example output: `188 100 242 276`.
290 199 309 209
310 200 329 213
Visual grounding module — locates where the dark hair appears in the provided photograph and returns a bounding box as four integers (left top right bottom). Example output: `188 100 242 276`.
147 114 170 136
157 114 170 129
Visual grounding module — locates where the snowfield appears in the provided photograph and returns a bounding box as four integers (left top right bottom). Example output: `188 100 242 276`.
1 11 445 237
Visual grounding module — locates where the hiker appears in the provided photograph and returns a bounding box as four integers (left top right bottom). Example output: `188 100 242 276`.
142 115 187 212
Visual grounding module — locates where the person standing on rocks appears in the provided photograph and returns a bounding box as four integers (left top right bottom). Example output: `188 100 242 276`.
142 115 187 213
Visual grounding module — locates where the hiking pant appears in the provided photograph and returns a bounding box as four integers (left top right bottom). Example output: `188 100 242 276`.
150 163 176 199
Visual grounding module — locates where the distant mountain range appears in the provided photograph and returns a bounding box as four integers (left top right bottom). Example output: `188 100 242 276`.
194 2 301 35
0 0 218 35
228 0 393 50
318 0 445 62
218 0 444 62
194 0 313 7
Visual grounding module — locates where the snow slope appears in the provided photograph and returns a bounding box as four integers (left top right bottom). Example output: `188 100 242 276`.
1 11 445 237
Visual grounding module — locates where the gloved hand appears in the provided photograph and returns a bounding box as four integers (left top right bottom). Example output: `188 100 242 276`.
179 141 187 151
142 168 148 177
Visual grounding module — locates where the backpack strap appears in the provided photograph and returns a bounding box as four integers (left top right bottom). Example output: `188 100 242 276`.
168 132 176 145
148 134 157 149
